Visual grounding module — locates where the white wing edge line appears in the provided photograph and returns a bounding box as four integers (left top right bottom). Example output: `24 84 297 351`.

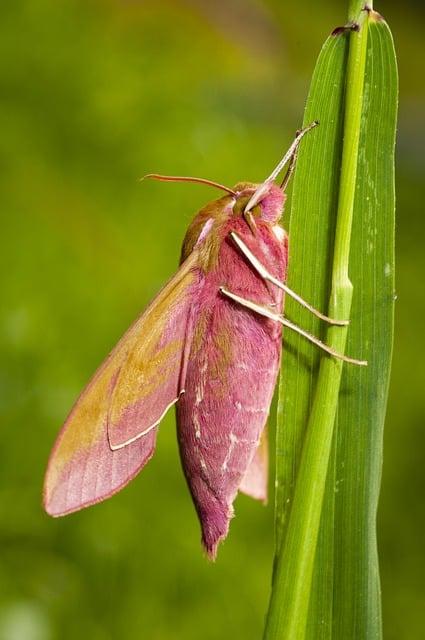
108 390 185 451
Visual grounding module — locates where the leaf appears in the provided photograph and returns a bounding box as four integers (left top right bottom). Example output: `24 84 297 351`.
264 7 398 640
331 17 398 637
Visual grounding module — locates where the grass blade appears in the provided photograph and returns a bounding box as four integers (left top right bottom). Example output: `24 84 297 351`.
264 5 397 639
332 15 398 637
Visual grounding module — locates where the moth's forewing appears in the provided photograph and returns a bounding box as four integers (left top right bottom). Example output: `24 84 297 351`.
239 425 268 503
107 260 202 449
44 252 201 516
176 218 287 558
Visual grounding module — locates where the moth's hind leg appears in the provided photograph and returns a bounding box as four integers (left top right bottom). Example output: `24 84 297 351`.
219 287 366 366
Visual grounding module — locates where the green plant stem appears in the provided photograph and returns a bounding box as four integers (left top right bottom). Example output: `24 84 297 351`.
263 6 370 639
349 0 367 23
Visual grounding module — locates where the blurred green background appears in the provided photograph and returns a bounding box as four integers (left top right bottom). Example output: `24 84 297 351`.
1 1 423 638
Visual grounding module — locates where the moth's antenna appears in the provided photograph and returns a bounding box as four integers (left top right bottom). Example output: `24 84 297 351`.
142 174 237 197
245 120 319 213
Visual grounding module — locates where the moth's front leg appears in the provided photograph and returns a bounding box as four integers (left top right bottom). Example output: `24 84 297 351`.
229 231 349 326
242 208 257 235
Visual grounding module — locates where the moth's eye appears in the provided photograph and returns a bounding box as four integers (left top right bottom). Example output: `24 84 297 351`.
232 194 261 218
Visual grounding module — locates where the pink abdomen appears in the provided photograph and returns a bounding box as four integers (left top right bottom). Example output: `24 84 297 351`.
176 219 287 557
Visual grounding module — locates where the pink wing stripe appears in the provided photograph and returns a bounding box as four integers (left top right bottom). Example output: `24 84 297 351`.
107 287 198 449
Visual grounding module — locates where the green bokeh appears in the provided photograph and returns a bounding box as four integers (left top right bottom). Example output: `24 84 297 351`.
0 1 423 638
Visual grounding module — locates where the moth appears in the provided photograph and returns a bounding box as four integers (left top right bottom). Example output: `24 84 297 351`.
43 122 365 559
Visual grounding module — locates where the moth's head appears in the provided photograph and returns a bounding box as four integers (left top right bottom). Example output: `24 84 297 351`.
230 181 286 224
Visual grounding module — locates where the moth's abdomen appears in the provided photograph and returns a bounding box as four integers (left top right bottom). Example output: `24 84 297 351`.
176 218 287 558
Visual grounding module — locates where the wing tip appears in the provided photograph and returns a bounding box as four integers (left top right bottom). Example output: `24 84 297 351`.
42 477 110 518
42 437 157 519
43 492 110 518
43 480 131 518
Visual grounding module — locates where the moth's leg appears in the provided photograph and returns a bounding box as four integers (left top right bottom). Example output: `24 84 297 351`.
243 209 257 235
230 231 349 327
245 121 319 213
219 287 366 366
280 141 299 191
